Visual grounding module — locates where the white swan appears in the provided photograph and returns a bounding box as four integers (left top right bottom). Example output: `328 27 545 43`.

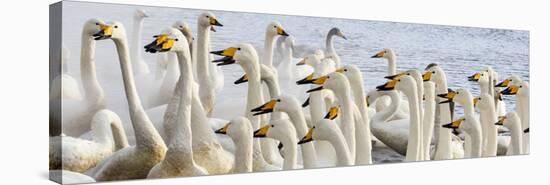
325 27 347 68
130 9 150 75
422 81 436 160
145 28 209 178
54 19 108 137
495 112 523 155
196 12 224 115
211 43 279 171
501 81 529 154
50 109 128 173
261 21 290 68
250 95 318 168
277 36 314 101
438 88 482 158
85 21 167 181
370 48 409 119
473 72 498 157
50 45 82 101
253 119 299 170
376 75 422 161
298 119 352 166
215 117 254 173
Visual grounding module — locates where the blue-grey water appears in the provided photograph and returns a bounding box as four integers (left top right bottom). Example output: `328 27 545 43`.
61 1 529 118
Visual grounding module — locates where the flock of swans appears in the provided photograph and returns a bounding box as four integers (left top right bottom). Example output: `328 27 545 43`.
49 9 530 183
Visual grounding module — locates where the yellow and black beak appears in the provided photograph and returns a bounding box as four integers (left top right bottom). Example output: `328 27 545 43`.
298 127 315 144
211 47 237 66
384 71 406 80
468 72 481 82
93 23 113 40
495 116 506 126
437 89 457 104
276 26 289 36
371 50 385 58
144 34 176 53
302 96 311 108
251 99 277 116
422 71 433 81
324 106 339 120
214 122 231 134
305 76 329 93
501 85 519 95
253 125 271 138
442 118 464 129
209 17 223 32
473 97 480 107
296 73 315 85
376 79 397 91
495 79 510 87
234 74 249 84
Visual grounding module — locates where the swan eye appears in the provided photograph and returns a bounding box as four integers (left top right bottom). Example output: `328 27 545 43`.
274 26 277 28
237 48 241 50
520 86 523 88
175 39 179 41
206 15 209 18
432 71 435 74
277 99 281 102
114 25 118 28
344 69 348 72
271 125 275 127
510 79 513 81
95 22 99 25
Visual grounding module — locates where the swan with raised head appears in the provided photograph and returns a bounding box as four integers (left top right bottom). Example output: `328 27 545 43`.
495 112 523 155
471 71 498 157
325 27 347 68
442 116 482 158
261 21 290 68
211 43 279 171
422 81 436 160
130 9 150 75
215 117 254 173
501 81 529 154
85 21 167 181
144 28 209 178
50 45 82 101
298 119 352 166
50 109 128 173
253 119 299 170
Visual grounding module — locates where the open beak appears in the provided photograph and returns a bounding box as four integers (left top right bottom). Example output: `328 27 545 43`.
214 122 231 134
209 17 223 32
468 72 481 82
494 116 506 126
298 127 315 144
251 99 277 116
495 79 510 87
437 89 457 104
144 34 175 53
324 106 339 120
277 26 289 36
371 50 385 58
501 85 519 95
253 125 270 138
302 96 311 107
376 79 397 91
422 71 432 81
93 24 113 40
234 74 249 84
211 47 237 66
296 73 315 85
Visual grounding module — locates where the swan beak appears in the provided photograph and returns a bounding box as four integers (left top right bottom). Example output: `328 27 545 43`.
210 17 223 27
371 51 385 58
92 24 113 40
234 74 249 84
215 123 231 134
473 97 480 107
385 72 406 80
296 58 306 66
376 80 397 91
211 47 237 66
307 86 324 93
495 116 506 126
144 34 175 53
251 99 277 116
253 125 271 138
277 26 290 36
302 96 311 107
495 79 510 87
341 35 348 40
296 73 315 85
298 127 315 144
497 92 503 101
442 118 464 129
501 85 519 95
437 90 457 104
422 71 432 81
468 72 481 82
524 128 530 133
324 106 339 120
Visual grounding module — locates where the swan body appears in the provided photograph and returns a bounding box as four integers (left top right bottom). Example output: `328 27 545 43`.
298 119 352 166
86 22 167 181
50 45 82 100
215 117 254 173
50 110 128 173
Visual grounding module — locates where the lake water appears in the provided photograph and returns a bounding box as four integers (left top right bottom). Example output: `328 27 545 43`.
61 1 529 120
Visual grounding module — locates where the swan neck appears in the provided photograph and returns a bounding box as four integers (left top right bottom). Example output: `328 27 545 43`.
328 133 352 166
80 35 105 107
403 87 421 161
326 34 335 53
387 55 396 75
263 34 275 67
281 138 298 170
131 16 144 67
233 134 253 173
373 91 400 123
196 25 212 82
286 106 318 168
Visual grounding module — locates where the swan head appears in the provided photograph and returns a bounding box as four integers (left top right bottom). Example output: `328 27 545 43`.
198 12 223 31
298 119 339 144
423 63 446 84
438 88 473 106
336 65 363 85
215 117 253 141
172 21 194 44
92 21 127 41
328 27 347 40
251 95 299 115
501 81 528 96
211 43 259 66
134 9 149 19
296 53 322 67
304 72 349 94
495 75 522 87
474 93 493 109
144 28 189 54
371 48 394 59
266 21 290 37
385 70 422 85
495 112 520 131
83 19 107 38
253 120 296 144
376 75 416 95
